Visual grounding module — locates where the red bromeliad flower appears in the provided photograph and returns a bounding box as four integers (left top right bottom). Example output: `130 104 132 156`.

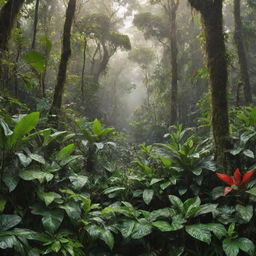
216 168 255 195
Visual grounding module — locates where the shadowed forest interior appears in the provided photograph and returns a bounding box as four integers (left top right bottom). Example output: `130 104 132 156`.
1 0 256 255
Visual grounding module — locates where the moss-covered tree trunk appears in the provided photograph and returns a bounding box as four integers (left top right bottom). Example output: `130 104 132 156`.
31 0 40 49
0 0 25 84
188 0 230 168
169 0 179 124
50 0 76 118
234 0 252 104
0 0 25 53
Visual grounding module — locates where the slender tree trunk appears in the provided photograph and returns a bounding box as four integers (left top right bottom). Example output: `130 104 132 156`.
81 38 87 100
188 0 230 169
50 0 76 117
31 0 40 49
0 0 25 52
234 0 252 104
0 0 25 87
169 0 179 125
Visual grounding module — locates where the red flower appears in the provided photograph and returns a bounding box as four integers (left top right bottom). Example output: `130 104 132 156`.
216 168 255 195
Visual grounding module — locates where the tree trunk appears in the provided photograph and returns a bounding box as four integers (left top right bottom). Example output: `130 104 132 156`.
188 0 230 169
169 0 179 125
234 0 252 104
31 0 40 49
50 0 76 118
0 0 25 85
81 37 87 100
0 0 25 53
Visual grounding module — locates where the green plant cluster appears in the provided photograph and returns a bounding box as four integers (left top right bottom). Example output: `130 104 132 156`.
0 102 256 256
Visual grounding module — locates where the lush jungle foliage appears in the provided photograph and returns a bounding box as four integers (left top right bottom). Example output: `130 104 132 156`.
1 98 256 256
1 0 256 255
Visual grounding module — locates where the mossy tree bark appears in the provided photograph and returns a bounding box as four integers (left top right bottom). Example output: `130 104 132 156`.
0 0 25 53
0 0 25 83
169 0 179 125
50 0 76 119
31 0 40 49
234 0 252 104
188 0 230 169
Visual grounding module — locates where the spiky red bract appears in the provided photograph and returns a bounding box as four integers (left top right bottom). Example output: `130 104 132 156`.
241 169 255 184
233 168 241 184
216 173 234 186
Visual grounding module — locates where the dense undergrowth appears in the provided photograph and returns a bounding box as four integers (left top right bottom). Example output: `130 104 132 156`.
1 97 256 256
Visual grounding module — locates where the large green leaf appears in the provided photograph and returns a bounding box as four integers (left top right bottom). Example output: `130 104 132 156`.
92 119 103 136
0 235 17 249
59 201 81 220
168 195 184 213
236 204 253 223
101 229 114 250
237 238 255 255
143 189 154 205
31 205 64 233
152 221 173 232
184 197 201 218
118 220 136 238
19 170 54 183
37 190 62 206
69 175 88 190
246 187 256 196
205 223 226 239
185 224 211 244
56 144 75 161
0 215 21 231
131 219 152 239
8 112 40 148
24 50 46 73
223 239 240 256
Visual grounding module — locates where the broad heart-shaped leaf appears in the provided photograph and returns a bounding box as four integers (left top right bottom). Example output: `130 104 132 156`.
237 238 255 255
185 224 211 244
2 166 20 192
31 205 64 233
143 189 154 205
92 119 103 136
56 144 75 161
152 221 173 232
118 220 136 238
59 201 81 220
131 219 152 239
19 170 54 183
69 174 88 190
101 229 114 250
0 118 13 136
235 204 253 223
37 190 62 206
223 239 240 256
204 223 226 239
168 195 184 213
24 50 46 73
8 112 40 148
0 215 21 231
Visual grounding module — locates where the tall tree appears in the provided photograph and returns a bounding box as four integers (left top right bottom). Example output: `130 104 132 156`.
0 0 25 84
234 0 252 104
188 0 230 168
0 0 25 53
31 0 40 49
50 0 76 118
168 0 179 124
